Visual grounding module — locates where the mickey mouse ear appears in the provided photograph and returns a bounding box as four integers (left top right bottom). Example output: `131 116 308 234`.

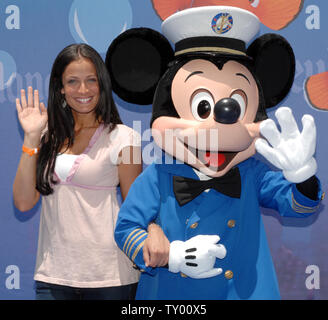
247 34 295 108
105 27 174 105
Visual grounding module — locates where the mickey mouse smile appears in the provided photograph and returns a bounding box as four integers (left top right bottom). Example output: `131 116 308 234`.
184 143 238 171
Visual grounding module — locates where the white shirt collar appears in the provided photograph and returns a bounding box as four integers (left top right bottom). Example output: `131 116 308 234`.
192 168 212 181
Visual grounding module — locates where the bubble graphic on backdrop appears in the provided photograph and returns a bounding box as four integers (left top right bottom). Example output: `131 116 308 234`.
69 0 132 54
0 50 16 91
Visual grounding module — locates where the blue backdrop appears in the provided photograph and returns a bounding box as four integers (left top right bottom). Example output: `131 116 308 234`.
0 0 327 300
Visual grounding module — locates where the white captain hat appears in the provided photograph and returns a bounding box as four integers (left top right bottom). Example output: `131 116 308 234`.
162 6 260 57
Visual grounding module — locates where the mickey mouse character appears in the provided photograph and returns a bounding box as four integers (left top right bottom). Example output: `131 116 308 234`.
107 6 323 299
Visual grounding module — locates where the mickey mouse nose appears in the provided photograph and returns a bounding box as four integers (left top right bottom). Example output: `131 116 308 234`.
214 98 241 124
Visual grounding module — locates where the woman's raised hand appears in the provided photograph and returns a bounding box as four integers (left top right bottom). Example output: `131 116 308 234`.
16 86 48 136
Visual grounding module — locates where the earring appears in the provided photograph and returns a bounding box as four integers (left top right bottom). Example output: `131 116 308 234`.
62 100 67 108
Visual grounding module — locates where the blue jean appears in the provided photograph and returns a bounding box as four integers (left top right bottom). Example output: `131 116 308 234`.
35 281 138 300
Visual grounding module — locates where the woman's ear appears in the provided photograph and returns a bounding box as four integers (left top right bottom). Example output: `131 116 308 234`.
105 27 174 105
247 34 295 109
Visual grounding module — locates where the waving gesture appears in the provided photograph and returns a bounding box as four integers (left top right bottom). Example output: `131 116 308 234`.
255 107 317 183
16 86 48 136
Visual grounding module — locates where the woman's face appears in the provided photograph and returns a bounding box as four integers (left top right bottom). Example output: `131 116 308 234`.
61 57 100 115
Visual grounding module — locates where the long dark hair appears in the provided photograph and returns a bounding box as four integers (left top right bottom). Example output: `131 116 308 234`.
36 43 122 195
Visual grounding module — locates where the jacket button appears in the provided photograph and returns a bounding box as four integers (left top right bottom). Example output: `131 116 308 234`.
180 272 188 278
190 222 198 229
227 219 236 228
224 270 233 280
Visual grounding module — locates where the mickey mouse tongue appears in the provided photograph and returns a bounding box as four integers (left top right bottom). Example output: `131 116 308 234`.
197 150 238 171
185 143 238 171
204 151 226 167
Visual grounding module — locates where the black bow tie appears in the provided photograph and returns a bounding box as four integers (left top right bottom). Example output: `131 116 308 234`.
173 167 241 206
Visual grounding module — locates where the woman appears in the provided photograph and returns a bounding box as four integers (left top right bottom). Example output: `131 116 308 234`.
13 44 144 300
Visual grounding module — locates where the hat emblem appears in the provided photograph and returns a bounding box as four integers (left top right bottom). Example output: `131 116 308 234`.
211 12 233 35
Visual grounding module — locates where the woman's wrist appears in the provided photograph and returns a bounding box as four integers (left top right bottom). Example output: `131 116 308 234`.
23 133 41 149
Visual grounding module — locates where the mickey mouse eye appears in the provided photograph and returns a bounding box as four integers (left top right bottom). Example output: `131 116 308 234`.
249 0 260 8
230 90 247 120
190 91 214 121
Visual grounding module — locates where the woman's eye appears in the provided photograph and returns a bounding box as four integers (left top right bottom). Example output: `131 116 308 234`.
249 0 260 8
191 91 214 121
230 90 247 120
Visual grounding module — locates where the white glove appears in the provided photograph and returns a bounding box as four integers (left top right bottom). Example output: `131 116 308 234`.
168 235 226 279
255 107 317 183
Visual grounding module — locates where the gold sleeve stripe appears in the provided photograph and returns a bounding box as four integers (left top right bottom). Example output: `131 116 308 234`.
292 204 317 213
292 193 319 213
123 228 142 252
127 232 148 258
131 240 146 262
125 230 146 255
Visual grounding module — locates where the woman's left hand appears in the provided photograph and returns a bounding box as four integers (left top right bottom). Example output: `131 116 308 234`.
143 223 170 268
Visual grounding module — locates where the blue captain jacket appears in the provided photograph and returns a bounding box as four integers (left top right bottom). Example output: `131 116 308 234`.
114 156 322 300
